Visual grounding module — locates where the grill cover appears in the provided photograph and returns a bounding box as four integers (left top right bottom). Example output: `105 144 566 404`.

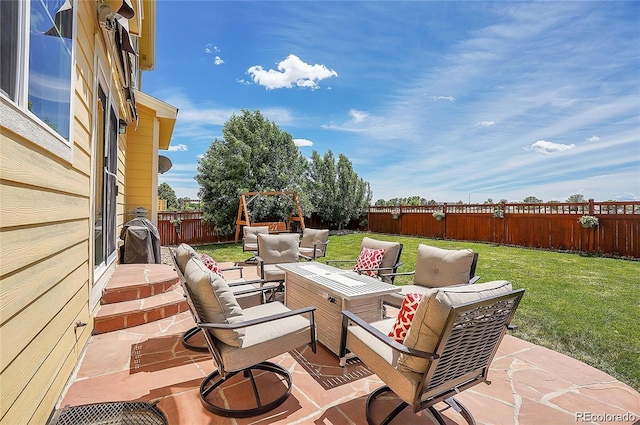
120 217 161 264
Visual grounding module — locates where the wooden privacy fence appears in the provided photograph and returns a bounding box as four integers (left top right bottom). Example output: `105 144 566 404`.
157 212 229 246
368 200 640 258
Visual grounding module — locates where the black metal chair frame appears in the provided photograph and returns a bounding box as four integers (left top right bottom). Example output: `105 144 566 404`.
340 289 525 425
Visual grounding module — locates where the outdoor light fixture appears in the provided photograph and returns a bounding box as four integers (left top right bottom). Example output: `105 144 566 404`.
118 119 127 134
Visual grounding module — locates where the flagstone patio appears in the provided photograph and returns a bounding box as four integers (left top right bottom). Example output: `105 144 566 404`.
55 263 639 425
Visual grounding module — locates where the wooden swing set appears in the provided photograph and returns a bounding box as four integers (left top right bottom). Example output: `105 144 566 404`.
233 191 305 242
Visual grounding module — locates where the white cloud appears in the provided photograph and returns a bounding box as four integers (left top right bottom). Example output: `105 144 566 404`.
349 109 369 123
477 121 496 127
432 96 456 101
528 140 576 154
214 56 224 65
168 144 188 152
293 138 313 147
587 135 600 142
247 54 338 90
204 44 220 54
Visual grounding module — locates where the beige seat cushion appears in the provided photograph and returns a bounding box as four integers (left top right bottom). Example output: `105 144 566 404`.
175 243 198 272
361 237 401 273
347 318 422 403
262 264 285 282
414 244 476 288
217 302 312 372
397 280 513 374
184 257 246 347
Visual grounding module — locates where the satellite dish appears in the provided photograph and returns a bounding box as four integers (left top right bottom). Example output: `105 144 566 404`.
158 155 172 174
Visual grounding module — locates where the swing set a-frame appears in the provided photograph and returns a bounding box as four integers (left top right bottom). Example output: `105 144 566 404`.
233 191 305 242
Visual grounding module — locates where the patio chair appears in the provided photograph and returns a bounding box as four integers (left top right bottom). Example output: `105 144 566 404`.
382 244 480 308
327 237 403 284
255 233 307 290
298 228 330 260
180 253 316 417
340 281 524 425
242 225 270 263
173 244 275 352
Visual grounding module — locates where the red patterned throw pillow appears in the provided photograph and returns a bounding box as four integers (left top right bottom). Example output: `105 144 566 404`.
388 293 425 343
201 254 224 278
354 247 385 277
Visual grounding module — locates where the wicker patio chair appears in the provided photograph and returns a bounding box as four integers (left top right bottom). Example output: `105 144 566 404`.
340 280 524 425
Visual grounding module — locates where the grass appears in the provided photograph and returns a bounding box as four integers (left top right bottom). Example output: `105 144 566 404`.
197 232 640 390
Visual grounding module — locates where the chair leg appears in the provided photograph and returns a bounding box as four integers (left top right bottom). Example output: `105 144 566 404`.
200 361 292 418
181 327 208 352
365 386 409 425
429 397 477 425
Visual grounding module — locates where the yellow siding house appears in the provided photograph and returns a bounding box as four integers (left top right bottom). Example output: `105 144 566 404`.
0 1 177 423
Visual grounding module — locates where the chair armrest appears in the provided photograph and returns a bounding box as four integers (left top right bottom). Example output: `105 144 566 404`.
383 270 416 278
299 254 313 261
339 310 437 361
325 259 356 265
469 275 481 284
227 278 267 287
199 306 316 330
221 265 244 279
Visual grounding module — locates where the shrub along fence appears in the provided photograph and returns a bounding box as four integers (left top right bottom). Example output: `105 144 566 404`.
367 200 640 258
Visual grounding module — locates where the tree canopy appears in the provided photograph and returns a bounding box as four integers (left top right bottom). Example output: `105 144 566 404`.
196 109 370 235
306 150 371 229
158 182 178 209
196 109 308 235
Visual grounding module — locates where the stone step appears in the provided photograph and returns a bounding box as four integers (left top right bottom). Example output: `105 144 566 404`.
94 288 190 334
94 263 188 334
101 264 180 304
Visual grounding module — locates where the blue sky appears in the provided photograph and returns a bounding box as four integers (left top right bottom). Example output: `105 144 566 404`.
147 1 640 203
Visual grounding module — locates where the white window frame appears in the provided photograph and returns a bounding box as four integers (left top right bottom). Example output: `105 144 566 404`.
0 0 75 164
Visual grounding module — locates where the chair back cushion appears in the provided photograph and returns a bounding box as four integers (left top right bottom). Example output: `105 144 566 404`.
243 226 270 244
257 233 301 264
184 257 246 347
361 237 402 272
397 280 512 374
300 228 329 249
175 243 198 272
414 244 476 288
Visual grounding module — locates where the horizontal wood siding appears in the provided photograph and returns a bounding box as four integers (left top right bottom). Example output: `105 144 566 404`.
368 201 640 258
0 1 94 423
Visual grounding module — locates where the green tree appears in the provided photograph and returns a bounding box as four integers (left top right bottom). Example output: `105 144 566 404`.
523 196 543 203
567 194 585 203
196 109 307 236
158 182 178 210
306 150 371 229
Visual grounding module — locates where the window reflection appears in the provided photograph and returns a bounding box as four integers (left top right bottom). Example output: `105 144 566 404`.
29 0 73 140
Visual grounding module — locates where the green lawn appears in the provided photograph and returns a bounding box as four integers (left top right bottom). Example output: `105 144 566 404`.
197 232 640 390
